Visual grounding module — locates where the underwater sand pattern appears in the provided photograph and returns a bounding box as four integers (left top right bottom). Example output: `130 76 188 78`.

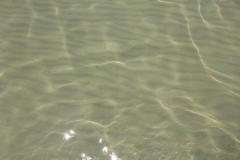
0 0 240 159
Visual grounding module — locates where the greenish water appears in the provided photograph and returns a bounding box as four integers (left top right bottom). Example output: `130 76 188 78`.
0 0 240 159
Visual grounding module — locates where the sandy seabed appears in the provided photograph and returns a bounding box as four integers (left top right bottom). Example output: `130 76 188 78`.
0 0 240 159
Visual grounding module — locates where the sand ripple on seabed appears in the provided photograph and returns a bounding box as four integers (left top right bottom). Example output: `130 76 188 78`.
0 0 240 159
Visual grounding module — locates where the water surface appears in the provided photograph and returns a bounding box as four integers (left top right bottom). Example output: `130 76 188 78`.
0 0 240 159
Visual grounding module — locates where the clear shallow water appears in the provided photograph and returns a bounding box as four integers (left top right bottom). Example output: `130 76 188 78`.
0 0 240 159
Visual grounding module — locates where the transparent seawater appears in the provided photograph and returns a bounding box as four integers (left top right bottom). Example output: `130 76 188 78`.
0 0 240 159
